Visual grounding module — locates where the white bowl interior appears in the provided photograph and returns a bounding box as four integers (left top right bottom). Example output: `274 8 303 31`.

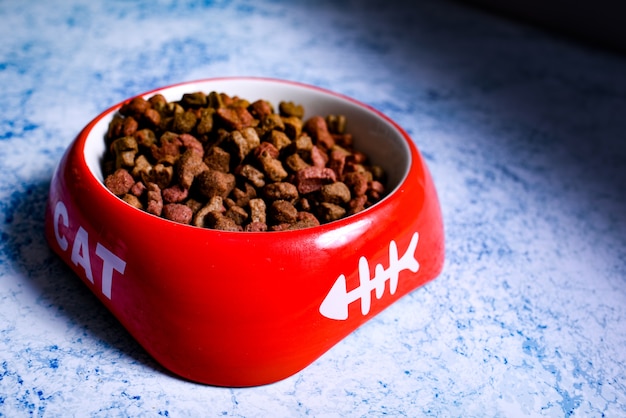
84 79 411 199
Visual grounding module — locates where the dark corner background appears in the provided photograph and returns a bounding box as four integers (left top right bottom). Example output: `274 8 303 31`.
458 0 626 55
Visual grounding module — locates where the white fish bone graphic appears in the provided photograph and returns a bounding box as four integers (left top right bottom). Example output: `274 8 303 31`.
319 232 420 320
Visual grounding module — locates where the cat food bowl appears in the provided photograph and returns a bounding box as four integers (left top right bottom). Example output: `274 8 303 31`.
44 77 444 386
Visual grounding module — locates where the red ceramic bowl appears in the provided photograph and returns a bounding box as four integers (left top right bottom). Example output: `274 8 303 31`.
44 77 444 386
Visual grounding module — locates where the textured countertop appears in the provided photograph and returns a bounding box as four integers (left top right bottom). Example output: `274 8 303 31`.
1 0 625 416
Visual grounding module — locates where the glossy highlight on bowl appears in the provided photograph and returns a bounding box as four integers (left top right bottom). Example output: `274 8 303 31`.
44 77 445 386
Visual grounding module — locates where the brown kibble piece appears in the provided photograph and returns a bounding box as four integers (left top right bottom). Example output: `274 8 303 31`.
304 116 334 149
146 182 163 216
177 149 208 189
122 194 143 210
254 141 280 160
216 106 255 131
120 97 150 118
196 108 215 136
285 153 310 172
263 182 299 202
162 184 189 203
249 198 267 224
203 146 231 173
279 101 304 118
320 182 351 204
282 116 303 140
185 198 203 214
292 133 313 156
328 148 348 178
259 113 284 133
275 211 320 231
225 205 249 225
248 99 273 119
207 91 225 108
148 163 174 189
368 180 385 200
196 169 236 199
348 195 368 215
134 129 157 149
104 168 135 196
259 153 288 182
318 202 346 223
151 133 182 163
133 155 152 184
235 164 264 189
163 203 193 224
228 127 261 163
326 114 346 134
273 211 321 231
347 151 368 165
231 182 257 207
181 92 207 108
269 223 291 232
130 181 146 197
245 221 268 232
205 195 225 212
148 94 167 111
143 108 161 128
223 197 237 211
270 200 298 224
268 129 292 151
343 171 369 196
193 196 225 227
296 211 320 227
211 213 243 231
178 133 204 157
369 165 385 181
295 166 336 194
310 145 328 168
298 197 312 212
122 116 138 137
106 115 124 141
111 136 138 169
333 133 353 148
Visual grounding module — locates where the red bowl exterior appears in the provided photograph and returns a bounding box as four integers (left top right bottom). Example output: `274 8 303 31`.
44 78 444 386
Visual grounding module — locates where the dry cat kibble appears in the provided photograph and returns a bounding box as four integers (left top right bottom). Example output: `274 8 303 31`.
102 91 386 231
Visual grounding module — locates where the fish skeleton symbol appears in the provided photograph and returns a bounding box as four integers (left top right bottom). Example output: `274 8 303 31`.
319 232 420 320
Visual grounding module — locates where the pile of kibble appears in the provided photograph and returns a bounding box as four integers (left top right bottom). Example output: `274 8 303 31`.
102 90 386 231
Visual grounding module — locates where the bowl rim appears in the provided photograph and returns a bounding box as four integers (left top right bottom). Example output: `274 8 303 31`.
77 76 421 235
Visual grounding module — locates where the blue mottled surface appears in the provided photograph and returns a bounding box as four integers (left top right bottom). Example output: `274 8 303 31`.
1 0 626 416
